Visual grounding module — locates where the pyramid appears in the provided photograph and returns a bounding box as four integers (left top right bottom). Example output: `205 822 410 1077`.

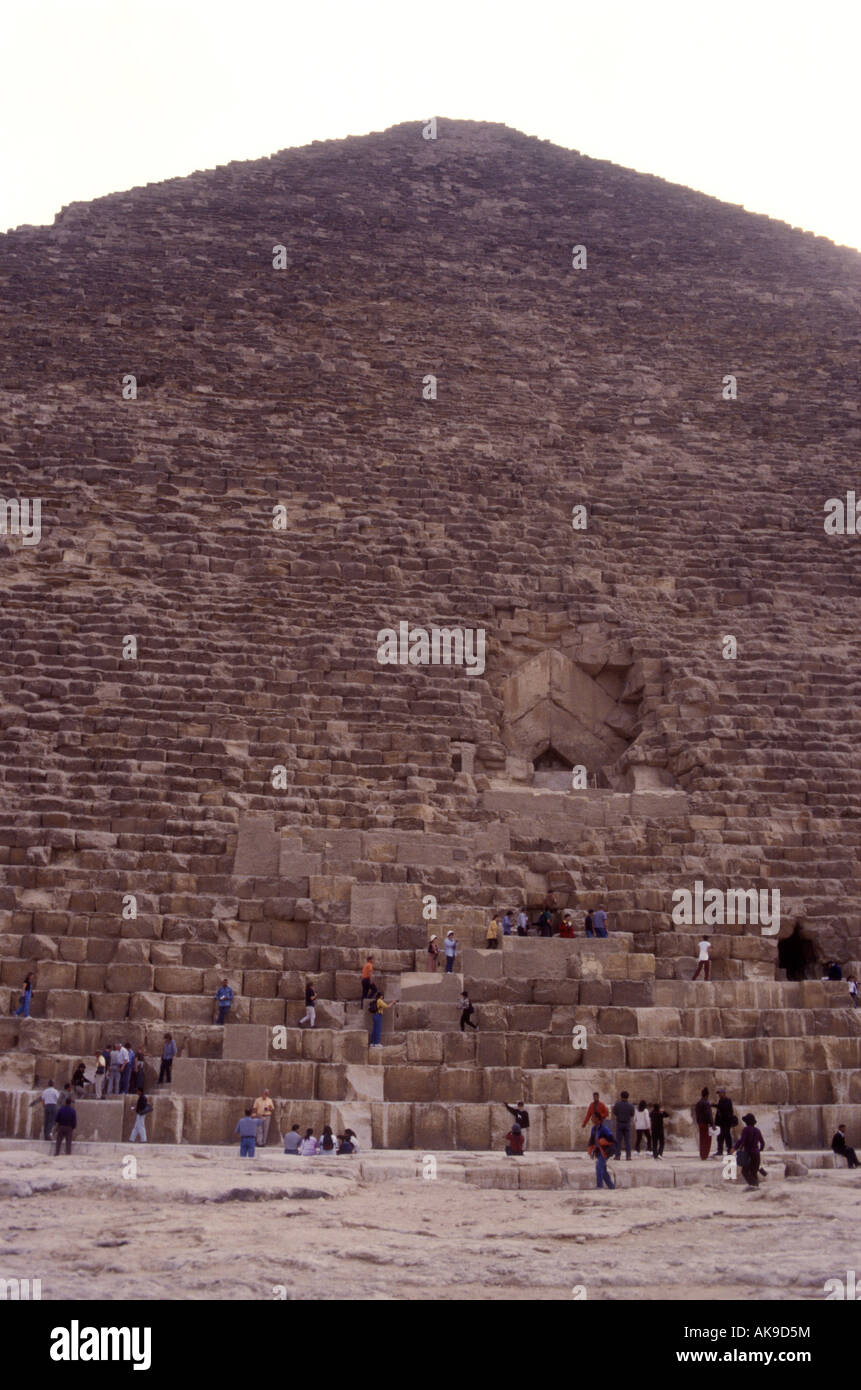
2 119 860 1156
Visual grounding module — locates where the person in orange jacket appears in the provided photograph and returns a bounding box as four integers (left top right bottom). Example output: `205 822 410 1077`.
581 1092 610 1128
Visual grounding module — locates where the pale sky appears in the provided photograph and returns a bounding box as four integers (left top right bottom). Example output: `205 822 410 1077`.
2 0 860 250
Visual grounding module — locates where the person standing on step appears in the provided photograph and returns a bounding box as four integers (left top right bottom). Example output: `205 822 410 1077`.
158 1034 177 1086
501 909 513 937
692 935 711 981
695 1087 714 1160
29 1079 60 1142
588 1118 616 1190
537 907 553 938
714 1089 736 1157
634 1100 651 1155
368 989 392 1046
581 1092 609 1130
831 1124 860 1168
848 976 859 1009
486 914 500 950
235 1108 259 1158
299 981 317 1028
650 1103 669 1159
592 905 608 938
53 1096 77 1156
108 1042 124 1096
584 909 595 938
216 979 234 1025
252 1088 276 1147
612 1090 635 1161
505 1122 525 1157
505 1100 530 1152
516 908 529 937
129 1088 151 1143
427 935 440 972
459 991 478 1032
734 1112 765 1188
120 1042 135 1095
360 955 376 1007
13 972 35 1018
443 931 458 973
93 1049 107 1100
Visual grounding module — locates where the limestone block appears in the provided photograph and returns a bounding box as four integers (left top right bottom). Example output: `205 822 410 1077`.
523 1070 568 1104
399 974 462 1003
75 965 107 992
49 991 93 1020
341 1065 383 1103
332 1031 368 1064
334 971 362 1002
542 1035 585 1068
597 1007 638 1036
502 939 571 978
505 1036 542 1070
453 1104 492 1149
172 1058 207 1095
518 1160 563 1189
249 999 287 1026
470 1033 503 1068
350 883 398 928
781 1106 824 1148
461 948 503 979
221 1024 269 1061
439 1069 485 1103
19 935 59 961
533 979 580 1005
29 961 76 990
413 1104 455 1150
785 1071 833 1104
302 1030 334 1063
165 996 214 1024
583 1036 626 1068
371 1102 413 1149
578 980 612 1006
0 1054 35 1088
626 1039 679 1069
204 1060 246 1094
316 1065 347 1101
483 1067 523 1101
678 1039 746 1070
153 966 205 995
234 816 280 877
384 1066 440 1103
406 1032 444 1064
105 964 153 993
742 1069 790 1104
464 1161 518 1188
443 1032 477 1065
77 1099 123 1143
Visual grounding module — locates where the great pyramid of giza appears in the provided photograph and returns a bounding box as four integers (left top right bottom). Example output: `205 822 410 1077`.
2 119 860 1159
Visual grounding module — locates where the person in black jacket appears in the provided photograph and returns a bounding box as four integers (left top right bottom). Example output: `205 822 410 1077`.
505 1101 530 1151
650 1104 669 1159
694 1088 713 1160
714 1090 736 1157
54 1100 76 1155
832 1125 859 1168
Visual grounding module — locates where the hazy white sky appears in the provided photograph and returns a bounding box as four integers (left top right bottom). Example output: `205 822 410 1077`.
2 0 859 249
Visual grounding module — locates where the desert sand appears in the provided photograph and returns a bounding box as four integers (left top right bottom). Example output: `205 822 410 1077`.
1 1143 858 1302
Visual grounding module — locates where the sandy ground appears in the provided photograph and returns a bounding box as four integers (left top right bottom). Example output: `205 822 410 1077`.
1 1145 858 1301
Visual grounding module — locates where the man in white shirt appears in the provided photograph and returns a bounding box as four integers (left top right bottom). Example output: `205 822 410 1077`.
30 1081 60 1140
516 910 529 936
692 936 711 981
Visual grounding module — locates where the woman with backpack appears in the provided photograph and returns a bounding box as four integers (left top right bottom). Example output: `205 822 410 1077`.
368 989 392 1046
129 1088 152 1143
318 1125 337 1154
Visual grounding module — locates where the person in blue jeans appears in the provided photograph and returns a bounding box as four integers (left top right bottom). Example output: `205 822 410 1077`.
369 991 391 1046
235 1109 258 1157
592 906 608 938
14 973 35 1017
216 979 234 1024
443 932 457 973
589 1120 616 1190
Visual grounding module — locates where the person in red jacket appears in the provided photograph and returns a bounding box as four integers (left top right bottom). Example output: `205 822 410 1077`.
581 1092 609 1128
505 1123 524 1156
